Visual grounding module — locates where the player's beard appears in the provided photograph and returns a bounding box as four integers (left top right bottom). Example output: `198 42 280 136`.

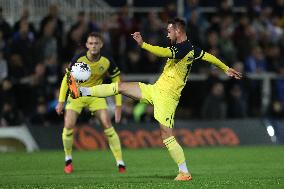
170 38 177 44
170 36 177 44
89 50 100 60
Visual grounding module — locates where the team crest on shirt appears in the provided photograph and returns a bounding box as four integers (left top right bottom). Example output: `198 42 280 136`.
98 66 105 73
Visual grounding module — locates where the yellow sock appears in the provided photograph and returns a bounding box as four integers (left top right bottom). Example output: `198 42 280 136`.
163 136 185 165
91 83 118 97
62 128 74 157
104 127 123 162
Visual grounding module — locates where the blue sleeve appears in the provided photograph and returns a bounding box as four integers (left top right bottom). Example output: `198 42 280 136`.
107 57 120 78
193 46 205 60
169 40 193 59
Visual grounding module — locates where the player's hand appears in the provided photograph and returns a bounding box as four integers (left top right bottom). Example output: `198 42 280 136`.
55 102 64 115
131 32 143 46
226 68 242 80
114 106 122 123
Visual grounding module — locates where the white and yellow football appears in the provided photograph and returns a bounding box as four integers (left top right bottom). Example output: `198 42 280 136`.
71 62 91 83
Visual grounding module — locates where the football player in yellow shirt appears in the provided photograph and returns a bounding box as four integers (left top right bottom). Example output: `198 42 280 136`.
69 18 242 180
55 32 126 174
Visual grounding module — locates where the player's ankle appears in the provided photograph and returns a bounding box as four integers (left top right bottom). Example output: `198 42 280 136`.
178 162 189 173
65 159 72 166
116 160 125 166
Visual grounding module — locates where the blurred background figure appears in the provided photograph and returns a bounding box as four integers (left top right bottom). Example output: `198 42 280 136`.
201 82 227 120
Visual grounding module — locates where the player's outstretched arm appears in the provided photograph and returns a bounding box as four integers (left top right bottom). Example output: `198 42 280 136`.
55 73 68 115
201 52 242 79
132 32 172 58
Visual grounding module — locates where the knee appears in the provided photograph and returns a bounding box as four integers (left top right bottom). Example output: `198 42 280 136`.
161 132 172 140
101 118 112 129
160 128 173 140
64 121 75 130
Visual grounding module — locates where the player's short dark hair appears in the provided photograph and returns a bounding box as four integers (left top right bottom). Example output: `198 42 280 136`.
87 32 103 42
168 17 186 32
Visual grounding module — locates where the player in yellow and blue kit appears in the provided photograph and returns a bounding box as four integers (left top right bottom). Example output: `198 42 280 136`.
55 32 126 174
69 18 242 180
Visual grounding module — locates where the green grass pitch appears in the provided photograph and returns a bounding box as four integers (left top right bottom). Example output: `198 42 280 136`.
0 146 283 189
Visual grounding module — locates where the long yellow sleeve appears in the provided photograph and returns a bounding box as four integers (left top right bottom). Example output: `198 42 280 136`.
58 74 69 102
201 52 229 72
111 75 122 106
141 42 172 58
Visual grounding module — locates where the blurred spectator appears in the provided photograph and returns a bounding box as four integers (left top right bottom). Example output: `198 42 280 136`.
0 102 23 126
64 22 86 61
244 46 267 73
252 7 283 45
247 0 263 19
233 14 257 61
29 101 50 126
265 44 282 72
141 51 161 73
186 9 203 46
40 3 64 60
218 0 234 17
0 79 22 126
204 31 219 52
227 84 248 118
243 45 266 115
107 13 121 68
0 7 12 41
184 0 201 21
8 54 33 113
30 63 47 98
160 2 177 22
8 54 29 82
116 6 137 71
201 82 227 120
0 51 8 81
126 48 143 73
44 56 60 97
219 16 237 66
226 62 252 115
88 12 101 33
142 12 164 44
13 8 36 36
36 19 58 61
0 31 8 54
205 67 223 91
272 0 284 18
10 19 36 71
0 79 15 107
71 11 89 40
272 66 284 110
100 22 112 55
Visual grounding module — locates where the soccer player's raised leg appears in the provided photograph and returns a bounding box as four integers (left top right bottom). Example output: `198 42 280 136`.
160 124 192 181
79 82 142 100
95 109 126 173
62 110 78 174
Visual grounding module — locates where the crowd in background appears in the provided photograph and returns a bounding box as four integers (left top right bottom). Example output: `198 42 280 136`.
1 0 284 127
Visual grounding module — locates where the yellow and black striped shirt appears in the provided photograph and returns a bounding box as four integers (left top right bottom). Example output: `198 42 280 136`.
142 40 229 100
